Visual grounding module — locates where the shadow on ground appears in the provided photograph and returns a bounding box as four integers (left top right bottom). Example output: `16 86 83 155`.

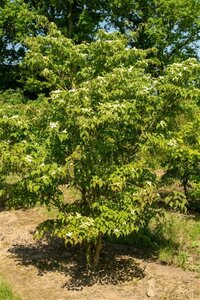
8 239 145 290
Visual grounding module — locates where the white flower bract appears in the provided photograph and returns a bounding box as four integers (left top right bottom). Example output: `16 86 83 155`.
49 122 59 129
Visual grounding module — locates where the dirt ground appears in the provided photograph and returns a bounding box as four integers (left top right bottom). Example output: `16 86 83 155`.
1 207 200 300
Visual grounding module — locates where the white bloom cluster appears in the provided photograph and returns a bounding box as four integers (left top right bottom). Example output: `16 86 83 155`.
51 89 62 99
160 120 166 128
26 155 33 163
49 122 59 129
146 180 152 186
54 89 62 93
80 217 94 229
69 88 76 93
66 232 73 237
167 139 177 147
143 86 152 93
96 76 106 82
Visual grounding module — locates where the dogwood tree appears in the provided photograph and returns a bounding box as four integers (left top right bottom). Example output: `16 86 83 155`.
1 28 199 267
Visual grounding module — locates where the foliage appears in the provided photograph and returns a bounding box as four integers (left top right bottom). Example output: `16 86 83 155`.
0 0 39 89
0 89 27 104
0 0 106 90
0 0 199 92
23 0 105 42
157 60 200 201
1 28 199 267
106 0 200 66
0 276 21 300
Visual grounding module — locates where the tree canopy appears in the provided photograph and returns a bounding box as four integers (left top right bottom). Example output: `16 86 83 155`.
1 27 199 266
0 0 200 268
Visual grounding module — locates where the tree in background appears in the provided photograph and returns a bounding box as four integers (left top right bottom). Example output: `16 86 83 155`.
106 0 200 66
159 62 200 203
24 0 106 41
0 0 199 92
0 0 42 90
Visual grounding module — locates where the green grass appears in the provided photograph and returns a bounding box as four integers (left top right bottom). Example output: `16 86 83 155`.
0 277 21 300
156 212 200 271
107 211 200 272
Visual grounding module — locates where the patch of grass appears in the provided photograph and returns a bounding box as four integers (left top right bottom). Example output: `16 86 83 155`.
0 277 21 300
156 213 200 271
107 212 200 272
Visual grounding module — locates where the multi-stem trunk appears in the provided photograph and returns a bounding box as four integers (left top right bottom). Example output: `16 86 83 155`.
85 233 103 270
92 232 102 270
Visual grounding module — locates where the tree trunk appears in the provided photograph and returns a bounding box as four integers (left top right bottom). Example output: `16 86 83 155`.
93 232 102 270
182 178 189 199
68 2 73 38
86 242 92 269
182 169 190 199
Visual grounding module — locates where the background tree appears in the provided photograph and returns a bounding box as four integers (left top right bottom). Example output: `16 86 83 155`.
0 0 106 92
159 64 200 203
105 0 200 67
0 0 199 92
0 0 41 90
24 0 106 41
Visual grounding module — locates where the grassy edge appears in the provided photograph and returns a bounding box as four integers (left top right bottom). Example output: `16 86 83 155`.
0 275 21 300
107 211 200 272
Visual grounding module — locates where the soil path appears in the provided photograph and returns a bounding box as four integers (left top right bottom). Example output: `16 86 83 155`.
0 208 200 300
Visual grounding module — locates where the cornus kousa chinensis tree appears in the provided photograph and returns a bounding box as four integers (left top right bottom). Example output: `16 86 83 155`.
0 26 199 268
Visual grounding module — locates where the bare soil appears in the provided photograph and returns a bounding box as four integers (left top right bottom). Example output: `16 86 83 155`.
0 207 200 300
